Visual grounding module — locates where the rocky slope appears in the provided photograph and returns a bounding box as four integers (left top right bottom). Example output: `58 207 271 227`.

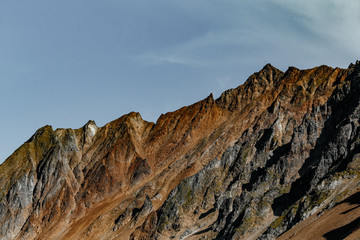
0 61 360 240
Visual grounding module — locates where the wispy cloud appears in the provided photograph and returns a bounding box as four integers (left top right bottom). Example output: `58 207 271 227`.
137 54 194 65
136 0 360 70
1 0 360 163
271 0 360 49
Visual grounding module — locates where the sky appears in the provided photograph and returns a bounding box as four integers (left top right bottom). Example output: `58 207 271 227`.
0 0 360 163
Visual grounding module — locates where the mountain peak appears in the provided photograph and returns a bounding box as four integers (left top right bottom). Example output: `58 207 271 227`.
85 120 97 127
262 63 277 71
348 60 360 75
83 120 98 139
1 62 359 240
348 60 360 68
247 63 284 86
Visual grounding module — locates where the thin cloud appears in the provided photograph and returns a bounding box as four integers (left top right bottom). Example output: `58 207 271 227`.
270 0 360 56
137 54 194 65
136 1 360 70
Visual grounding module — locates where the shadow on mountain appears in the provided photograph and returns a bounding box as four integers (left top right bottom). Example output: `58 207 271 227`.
323 216 360 240
340 191 360 215
272 80 360 217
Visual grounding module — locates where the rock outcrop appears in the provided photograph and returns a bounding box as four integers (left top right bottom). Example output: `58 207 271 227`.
0 61 360 239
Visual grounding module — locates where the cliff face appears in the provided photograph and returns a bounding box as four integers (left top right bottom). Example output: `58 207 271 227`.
0 62 360 240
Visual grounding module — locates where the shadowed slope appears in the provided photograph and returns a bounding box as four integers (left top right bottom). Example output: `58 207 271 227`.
0 62 359 240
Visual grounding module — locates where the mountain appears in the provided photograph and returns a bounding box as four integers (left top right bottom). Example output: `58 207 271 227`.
1 61 360 240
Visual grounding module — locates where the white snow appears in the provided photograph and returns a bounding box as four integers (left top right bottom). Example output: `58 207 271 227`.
88 124 97 137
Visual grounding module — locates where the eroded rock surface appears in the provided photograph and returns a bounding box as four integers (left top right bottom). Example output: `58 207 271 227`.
1 62 360 239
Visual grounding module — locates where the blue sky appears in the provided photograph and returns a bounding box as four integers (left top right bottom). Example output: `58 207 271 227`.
1 0 360 163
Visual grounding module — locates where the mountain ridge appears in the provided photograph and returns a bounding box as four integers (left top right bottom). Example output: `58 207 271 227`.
0 61 359 239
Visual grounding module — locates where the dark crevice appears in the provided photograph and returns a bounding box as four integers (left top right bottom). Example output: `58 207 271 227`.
36 147 56 180
199 208 216 220
114 212 124 225
273 127 337 215
131 207 142 218
255 128 273 150
242 142 291 192
272 79 360 216
226 175 240 192
227 141 249 176
334 128 360 173
215 210 245 240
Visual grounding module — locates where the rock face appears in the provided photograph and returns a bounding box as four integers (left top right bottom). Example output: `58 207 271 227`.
1 61 360 239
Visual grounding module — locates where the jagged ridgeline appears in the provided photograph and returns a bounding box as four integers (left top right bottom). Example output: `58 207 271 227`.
1 62 360 240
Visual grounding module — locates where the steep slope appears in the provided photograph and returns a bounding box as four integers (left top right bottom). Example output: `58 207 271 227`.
148 63 360 240
277 191 360 240
0 61 359 240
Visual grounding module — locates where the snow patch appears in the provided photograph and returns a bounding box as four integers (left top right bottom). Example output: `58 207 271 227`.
88 124 97 137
